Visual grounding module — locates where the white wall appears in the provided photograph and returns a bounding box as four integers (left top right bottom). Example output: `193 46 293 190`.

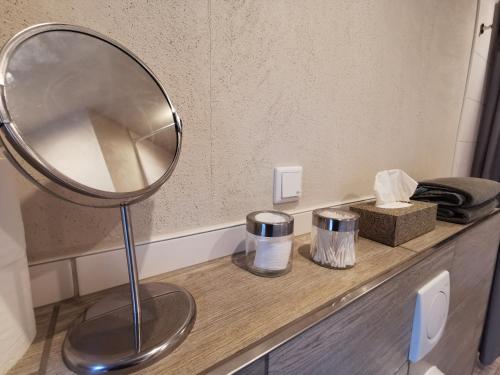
453 0 497 176
0 159 36 372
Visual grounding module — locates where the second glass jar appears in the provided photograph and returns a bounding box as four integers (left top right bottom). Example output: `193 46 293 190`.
310 208 359 269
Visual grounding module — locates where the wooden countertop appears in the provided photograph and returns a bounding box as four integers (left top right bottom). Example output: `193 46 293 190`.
8 215 496 375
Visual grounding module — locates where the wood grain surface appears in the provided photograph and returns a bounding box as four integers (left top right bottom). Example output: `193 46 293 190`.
400 220 470 253
7 211 499 375
8 236 413 375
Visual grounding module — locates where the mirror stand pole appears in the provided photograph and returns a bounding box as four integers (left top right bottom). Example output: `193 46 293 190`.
120 204 142 351
62 203 196 374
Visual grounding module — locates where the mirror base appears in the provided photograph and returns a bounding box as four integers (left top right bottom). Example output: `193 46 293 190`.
62 282 196 374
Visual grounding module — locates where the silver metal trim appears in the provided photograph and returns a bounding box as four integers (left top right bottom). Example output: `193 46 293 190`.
174 111 183 134
312 208 359 232
246 210 294 237
0 23 182 207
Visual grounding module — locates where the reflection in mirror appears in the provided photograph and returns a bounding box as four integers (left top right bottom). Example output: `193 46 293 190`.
4 30 178 194
0 24 192 374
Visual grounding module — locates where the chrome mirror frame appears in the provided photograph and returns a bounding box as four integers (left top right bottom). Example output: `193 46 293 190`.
0 23 195 374
0 23 183 207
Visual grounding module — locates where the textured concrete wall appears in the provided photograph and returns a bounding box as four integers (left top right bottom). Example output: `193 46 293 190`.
0 0 476 262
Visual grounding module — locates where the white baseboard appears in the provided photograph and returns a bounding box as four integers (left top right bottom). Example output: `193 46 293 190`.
28 196 372 306
75 224 247 295
29 259 74 307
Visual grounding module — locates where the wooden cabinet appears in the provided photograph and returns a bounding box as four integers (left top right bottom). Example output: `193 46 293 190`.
235 357 267 375
237 214 500 375
267 241 454 375
411 215 500 375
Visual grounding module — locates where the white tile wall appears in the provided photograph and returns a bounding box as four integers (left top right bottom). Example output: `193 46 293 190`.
453 0 496 177
467 52 488 103
458 98 482 142
29 260 74 307
453 141 477 177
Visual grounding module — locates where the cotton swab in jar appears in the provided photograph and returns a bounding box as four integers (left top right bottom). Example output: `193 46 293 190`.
310 208 359 269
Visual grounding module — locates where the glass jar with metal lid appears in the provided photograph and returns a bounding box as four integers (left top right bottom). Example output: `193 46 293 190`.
310 208 359 269
245 210 294 277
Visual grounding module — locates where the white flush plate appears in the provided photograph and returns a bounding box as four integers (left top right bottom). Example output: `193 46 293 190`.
273 166 302 204
409 270 450 363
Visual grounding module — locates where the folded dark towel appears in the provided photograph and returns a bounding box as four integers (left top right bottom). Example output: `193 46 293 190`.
412 177 500 208
411 177 500 224
436 199 498 224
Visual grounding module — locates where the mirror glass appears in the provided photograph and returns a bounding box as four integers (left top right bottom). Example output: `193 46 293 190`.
3 29 178 195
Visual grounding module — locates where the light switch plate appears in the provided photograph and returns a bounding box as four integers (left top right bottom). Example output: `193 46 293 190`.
274 166 302 204
409 270 450 363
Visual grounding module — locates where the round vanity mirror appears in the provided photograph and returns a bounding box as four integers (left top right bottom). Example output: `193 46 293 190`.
0 23 181 207
0 24 194 374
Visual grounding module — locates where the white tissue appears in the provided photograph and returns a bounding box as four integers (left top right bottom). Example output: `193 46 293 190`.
374 169 418 209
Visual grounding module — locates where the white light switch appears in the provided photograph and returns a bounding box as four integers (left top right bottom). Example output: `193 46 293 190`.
274 166 302 204
409 271 450 363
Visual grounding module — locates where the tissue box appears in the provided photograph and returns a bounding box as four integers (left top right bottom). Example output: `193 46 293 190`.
350 200 437 247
